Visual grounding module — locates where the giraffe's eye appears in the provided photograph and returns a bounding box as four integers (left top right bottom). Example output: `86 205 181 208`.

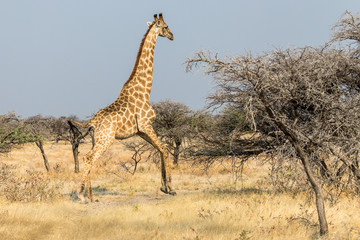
164 26 168 30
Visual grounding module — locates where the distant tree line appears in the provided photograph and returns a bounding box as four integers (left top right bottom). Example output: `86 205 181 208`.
0 113 90 173
0 101 256 173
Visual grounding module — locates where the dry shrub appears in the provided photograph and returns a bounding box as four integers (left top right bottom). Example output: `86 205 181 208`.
267 157 309 194
0 162 62 202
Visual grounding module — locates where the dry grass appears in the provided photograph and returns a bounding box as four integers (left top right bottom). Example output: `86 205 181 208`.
1 140 360 239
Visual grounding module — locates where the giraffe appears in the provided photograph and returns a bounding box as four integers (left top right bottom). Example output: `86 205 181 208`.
71 13 175 202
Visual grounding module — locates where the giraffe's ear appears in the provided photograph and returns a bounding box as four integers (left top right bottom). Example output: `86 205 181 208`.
146 22 152 27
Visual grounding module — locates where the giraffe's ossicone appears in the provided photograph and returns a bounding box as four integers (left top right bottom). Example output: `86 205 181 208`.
71 13 175 202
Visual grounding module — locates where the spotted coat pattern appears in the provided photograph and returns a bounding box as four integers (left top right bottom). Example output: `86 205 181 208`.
75 14 175 202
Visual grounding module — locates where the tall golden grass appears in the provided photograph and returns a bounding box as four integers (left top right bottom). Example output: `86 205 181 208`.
0 141 360 239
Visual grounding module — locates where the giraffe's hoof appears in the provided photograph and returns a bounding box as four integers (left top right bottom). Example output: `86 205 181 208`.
160 187 177 196
160 187 168 194
78 195 88 204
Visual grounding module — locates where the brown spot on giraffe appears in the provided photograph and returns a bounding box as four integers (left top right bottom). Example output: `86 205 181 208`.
71 13 175 202
139 79 146 87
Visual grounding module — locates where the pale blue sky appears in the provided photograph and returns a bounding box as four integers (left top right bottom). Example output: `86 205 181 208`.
0 0 358 119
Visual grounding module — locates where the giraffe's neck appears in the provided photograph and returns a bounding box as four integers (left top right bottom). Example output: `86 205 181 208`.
119 25 158 102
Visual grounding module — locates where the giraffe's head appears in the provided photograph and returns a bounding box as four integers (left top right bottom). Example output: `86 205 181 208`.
147 13 174 41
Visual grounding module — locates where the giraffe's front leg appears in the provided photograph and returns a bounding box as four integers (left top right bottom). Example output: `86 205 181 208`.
137 126 176 196
159 150 176 195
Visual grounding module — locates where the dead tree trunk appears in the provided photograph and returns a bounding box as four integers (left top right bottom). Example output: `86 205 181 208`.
68 121 92 173
35 140 50 172
173 137 182 165
72 141 80 173
69 121 81 173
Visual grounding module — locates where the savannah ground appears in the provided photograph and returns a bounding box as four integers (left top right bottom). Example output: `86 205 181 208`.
0 140 360 240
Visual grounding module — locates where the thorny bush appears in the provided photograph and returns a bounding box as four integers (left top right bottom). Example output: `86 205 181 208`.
0 162 62 202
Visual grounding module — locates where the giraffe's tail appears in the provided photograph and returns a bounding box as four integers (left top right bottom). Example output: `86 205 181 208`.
68 119 89 128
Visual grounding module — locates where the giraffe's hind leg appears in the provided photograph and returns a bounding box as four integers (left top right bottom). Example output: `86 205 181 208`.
137 124 176 195
78 137 114 203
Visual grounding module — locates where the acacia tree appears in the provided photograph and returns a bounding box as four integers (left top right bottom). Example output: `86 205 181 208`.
51 116 71 142
186 12 360 236
123 100 194 174
0 113 37 154
187 106 265 156
24 115 73 172
152 100 193 164
68 119 93 173
332 10 360 58
25 115 53 172
49 116 91 173
185 106 269 182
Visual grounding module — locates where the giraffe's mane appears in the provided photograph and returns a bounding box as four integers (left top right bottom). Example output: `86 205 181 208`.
124 22 155 86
